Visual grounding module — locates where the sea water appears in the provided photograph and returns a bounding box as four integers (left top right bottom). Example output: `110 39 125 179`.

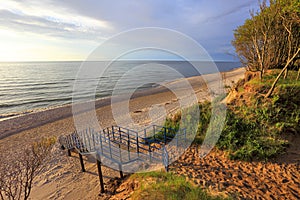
0 61 240 119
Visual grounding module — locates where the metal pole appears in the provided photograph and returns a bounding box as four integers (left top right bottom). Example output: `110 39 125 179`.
112 126 115 141
67 149 71 156
149 143 152 162
99 132 103 154
109 136 112 158
79 153 85 172
164 127 167 145
96 159 105 193
87 128 91 152
127 129 130 160
119 127 122 144
108 127 111 141
136 132 139 158
119 164 124 179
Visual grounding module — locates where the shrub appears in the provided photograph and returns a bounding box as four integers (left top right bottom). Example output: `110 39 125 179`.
0 137 56 200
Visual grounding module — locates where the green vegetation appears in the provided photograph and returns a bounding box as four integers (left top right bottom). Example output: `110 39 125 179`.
232 0 299 78
130 171 230 200
147 104 202 143
221 71 299 161
163 70 300 161
232 0 299 97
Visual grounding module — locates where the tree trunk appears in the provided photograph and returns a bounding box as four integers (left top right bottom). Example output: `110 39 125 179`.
265 48 300 98
283 68 288 79
259 70 263 80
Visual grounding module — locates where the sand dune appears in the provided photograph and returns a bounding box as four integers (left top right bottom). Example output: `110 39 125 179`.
172 146 300 200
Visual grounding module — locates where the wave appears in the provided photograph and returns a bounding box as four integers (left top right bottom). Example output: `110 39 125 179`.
0 61 241 119
0 97 73 108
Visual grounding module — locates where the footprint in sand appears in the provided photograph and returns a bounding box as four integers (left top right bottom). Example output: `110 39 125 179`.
133 110 143 114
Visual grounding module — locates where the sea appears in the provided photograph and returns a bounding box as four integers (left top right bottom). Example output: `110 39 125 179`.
0 61 240 119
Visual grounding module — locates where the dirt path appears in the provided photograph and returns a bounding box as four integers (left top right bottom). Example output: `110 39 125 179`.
170 145 300 200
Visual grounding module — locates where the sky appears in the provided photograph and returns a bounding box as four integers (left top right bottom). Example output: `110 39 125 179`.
0 0 259 62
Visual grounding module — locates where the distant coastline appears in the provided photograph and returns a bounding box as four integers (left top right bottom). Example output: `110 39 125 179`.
0 61 241 120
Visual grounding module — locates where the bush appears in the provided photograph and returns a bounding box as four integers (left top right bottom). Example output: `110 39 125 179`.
0 137 56 200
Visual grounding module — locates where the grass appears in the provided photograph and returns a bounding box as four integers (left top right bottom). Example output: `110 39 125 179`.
130 171 230 200
163 70 300 161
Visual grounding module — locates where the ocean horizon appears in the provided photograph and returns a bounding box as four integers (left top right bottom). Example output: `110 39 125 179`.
0 60 241 119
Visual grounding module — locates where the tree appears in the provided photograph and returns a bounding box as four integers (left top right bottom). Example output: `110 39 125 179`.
232 0 279 80
280 0 300 78
265 0 300 97
265 48 300 97
0 137 56 200
232 0 300 82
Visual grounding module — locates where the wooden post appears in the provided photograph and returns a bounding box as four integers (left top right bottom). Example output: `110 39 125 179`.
96 160 105 193
79 153 85 172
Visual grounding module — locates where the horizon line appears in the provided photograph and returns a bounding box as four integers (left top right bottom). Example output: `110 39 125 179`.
0 59 240 63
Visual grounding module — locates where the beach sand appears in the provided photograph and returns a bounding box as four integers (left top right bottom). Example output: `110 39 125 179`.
2 67 299 199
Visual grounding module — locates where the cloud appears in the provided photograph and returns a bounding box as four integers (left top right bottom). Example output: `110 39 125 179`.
0 0 259 60
0 0 112 41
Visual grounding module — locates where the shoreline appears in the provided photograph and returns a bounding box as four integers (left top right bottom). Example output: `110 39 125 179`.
0 66 243 121
0 67 245 140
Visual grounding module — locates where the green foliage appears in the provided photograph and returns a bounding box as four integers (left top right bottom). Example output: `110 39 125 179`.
130 171 230 200
162 102 211 144
163 72 299 161
195 102 212 144
147 104 201 144
232 0 300 74
220 73 299 160
218 109 288 161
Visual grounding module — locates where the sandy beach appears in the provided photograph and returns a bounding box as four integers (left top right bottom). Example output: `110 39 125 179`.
0 67 245 140
2 67 299 199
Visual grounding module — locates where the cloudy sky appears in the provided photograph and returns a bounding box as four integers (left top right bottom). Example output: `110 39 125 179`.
0 0 258 61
